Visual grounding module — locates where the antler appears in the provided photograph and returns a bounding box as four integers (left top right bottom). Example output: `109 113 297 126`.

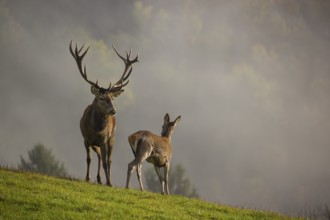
70 41 138 93
69 41 100 89
110 45 139 92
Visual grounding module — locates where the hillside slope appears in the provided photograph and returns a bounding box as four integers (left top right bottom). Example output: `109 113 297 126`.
0 169 300 219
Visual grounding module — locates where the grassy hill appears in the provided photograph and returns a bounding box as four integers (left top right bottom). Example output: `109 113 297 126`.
0 168 301 220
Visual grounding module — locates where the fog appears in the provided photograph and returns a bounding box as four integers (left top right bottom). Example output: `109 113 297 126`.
1 0 330 216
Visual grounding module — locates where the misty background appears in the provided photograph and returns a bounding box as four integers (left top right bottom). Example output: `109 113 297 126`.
1 0 330 216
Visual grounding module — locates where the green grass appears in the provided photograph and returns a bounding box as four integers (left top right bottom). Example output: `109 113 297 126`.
0 168 301 220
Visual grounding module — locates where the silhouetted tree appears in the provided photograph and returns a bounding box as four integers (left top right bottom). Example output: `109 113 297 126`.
18 143 69 178
145 163 199 198
300 204 330 220
323 205 330 220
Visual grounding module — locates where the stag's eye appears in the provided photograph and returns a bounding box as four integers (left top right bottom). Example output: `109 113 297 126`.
99 96 106 101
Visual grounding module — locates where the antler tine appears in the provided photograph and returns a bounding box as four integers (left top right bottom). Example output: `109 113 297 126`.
78 43 86 54
69 41 76 59
112 44 126 63
127 49 132 59
107 82 112 90
131 52 139 63
69 41 97 88
75 44 90 64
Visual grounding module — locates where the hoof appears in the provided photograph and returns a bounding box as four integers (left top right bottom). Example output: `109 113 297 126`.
97 176 102 184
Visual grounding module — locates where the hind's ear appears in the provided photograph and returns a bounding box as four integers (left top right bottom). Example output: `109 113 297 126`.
91 86 100 95
164 113 170 124
174 115 181 125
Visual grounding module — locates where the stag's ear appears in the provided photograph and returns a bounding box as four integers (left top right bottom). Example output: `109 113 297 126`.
174 115 181 125
91 86 100 95
164 113 170 124
112 90 124 98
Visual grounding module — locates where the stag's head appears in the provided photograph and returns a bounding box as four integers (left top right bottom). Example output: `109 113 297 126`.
90 86 120 115
70 41 138 116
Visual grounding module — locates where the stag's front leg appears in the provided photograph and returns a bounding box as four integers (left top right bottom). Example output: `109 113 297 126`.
100 145 111 186
84 141 92 182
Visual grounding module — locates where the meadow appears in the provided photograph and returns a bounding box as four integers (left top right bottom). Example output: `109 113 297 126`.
0 168 301 220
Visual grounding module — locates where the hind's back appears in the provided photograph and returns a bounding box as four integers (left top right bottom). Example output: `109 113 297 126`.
128 131 154 154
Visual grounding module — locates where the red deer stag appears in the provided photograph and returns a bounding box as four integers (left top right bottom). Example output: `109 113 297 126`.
126 113 181 194
70 41 138 186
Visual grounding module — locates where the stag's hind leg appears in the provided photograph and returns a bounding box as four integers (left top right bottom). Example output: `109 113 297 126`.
100 145 112 186
106 138 114 187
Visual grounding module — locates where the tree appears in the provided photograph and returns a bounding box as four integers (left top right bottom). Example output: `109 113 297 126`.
324 205 330 220
144 163 199 198
300 204 330 220
18 144 69 178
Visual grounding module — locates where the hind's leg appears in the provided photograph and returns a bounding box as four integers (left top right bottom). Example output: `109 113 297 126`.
126 142 152 189
136 164 143 190
164 162 170 194
154 166 165 194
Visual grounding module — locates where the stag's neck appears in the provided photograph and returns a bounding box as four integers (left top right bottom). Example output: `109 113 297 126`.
90 100 109 131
